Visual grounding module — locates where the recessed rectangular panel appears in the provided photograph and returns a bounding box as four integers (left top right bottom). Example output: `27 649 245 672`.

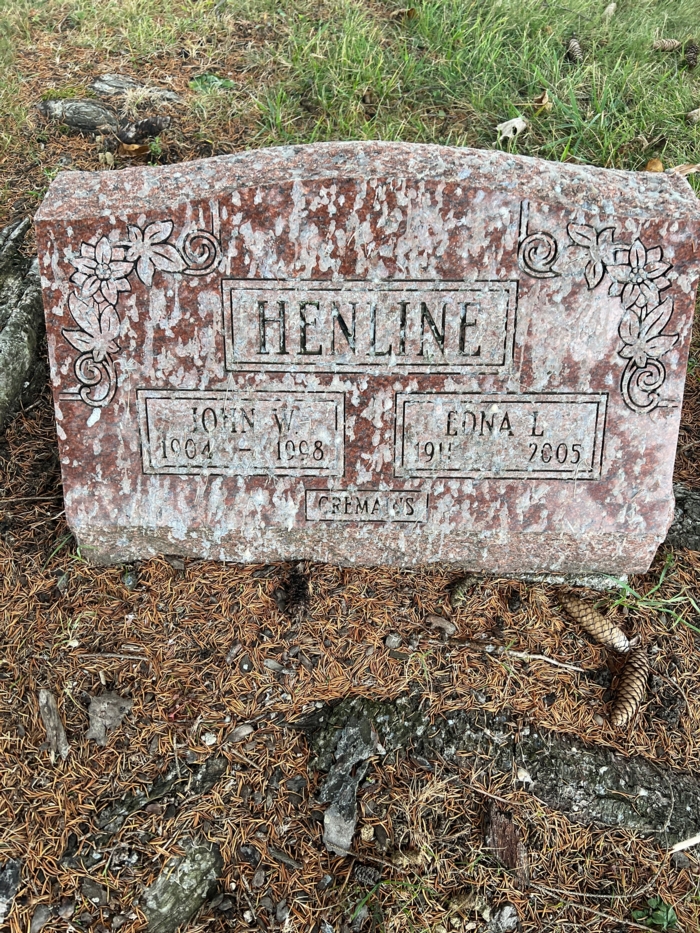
305 489 429 522
138 389 344 477
222 279 517 373
394 393 607 480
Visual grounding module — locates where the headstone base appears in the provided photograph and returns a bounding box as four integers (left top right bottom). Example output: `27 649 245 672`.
72 519 661 576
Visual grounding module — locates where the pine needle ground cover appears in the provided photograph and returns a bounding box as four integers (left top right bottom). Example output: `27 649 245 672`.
1 1 700 931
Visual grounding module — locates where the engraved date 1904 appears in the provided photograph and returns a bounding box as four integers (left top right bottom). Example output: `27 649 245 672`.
138 389 344 477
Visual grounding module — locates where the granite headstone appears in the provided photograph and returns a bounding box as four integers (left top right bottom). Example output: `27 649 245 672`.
35 142 700 571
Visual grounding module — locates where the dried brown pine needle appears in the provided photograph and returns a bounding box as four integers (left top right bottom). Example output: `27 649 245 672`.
559 593 630 653
610 648 650 728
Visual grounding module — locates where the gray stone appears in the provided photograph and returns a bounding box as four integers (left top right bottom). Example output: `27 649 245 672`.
0 860 21 925
297 695 700 845
671 851 691 870
29 904 53 933
142 844 222 933
0 219 44 431
485 903 519 933
81 878 108 906
86 692 133 746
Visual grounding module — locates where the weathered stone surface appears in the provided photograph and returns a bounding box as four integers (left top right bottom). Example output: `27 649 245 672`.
666 483 700 550
0 859 21 925
142 844 222 933
296 695 700 846
0 219 44 431
35 143 700 570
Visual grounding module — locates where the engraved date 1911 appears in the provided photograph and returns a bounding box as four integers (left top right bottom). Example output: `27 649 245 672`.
396 393 607 480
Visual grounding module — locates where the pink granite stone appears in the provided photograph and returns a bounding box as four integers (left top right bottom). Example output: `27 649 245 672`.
35 142 700 572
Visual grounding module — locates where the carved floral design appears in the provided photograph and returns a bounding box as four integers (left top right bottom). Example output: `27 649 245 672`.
607 239 671 310
122 220 184 286
71 237 134 305
567 224 619 289
517 201 559 278
520 202 680 415
63 218 222 408
566 221 679 414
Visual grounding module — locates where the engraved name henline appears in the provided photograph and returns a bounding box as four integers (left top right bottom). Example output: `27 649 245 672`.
223 279 518 371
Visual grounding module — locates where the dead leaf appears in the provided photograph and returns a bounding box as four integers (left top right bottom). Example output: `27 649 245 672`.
86 691 133 746
496 116 528 143
644 158 664 172
38 689 69 762
532 89 553 113
602 2 617 21
686 107 700 125
391 7 417 20
669 163 700 176
118 142 150 158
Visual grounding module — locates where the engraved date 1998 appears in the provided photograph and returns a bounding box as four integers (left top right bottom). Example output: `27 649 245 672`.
138 389 344 477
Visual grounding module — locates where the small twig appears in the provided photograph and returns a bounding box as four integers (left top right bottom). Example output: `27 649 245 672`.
0 495 63 503
500 648 586 674
240 874 265 929
466 782 519 808
327 843 398 873
172 734 181 780
671 831 700 853
80 652 148 661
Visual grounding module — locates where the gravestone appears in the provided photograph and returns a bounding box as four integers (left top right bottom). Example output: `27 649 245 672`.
35 142 700 572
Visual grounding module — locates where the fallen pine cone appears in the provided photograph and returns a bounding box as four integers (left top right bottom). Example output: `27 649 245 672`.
652 38 681 52
686 39 699 70
354 864 381 887
687 107 700 124
566 35 583 64
450 574 480 608
275 564 311 622
559 593 630 653
610 647 649 728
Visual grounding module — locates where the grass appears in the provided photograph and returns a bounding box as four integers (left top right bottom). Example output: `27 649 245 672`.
608 552 700 636
0 0 698 219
